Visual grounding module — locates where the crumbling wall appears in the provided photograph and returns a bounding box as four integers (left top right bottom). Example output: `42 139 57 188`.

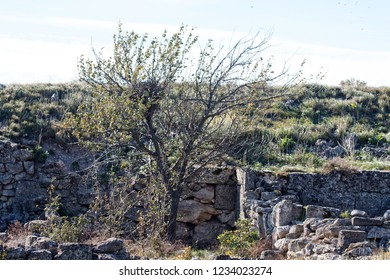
237 168 390 259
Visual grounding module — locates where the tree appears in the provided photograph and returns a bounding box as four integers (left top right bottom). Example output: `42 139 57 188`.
66 24 301 241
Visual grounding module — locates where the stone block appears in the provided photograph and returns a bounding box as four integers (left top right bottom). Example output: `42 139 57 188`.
177 200 219 224
351 217 383 226
0 174 14 185
260 250 284 260
93 238 124 253
176 222 191 241
192 221 227 247
55 243 93 260
2 189 15 197
27 249 52 260
367 227 390 239
13 149 33 161
351 209 367 217
273 225 291 240
215 185 237 210
261 191 278 201
193 186 214 203
337 230 367 251
306 205 340 219
23 161 35 175
272 200 303 227
5 162 24 174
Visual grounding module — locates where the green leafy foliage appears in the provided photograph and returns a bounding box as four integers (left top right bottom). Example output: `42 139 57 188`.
217 219 259 257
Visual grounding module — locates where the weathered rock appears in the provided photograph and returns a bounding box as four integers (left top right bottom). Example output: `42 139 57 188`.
337 230 367 251
177 200 219 224
367 227 390 239
192 221 227 247
193 186 214 203
383 221 390 229
260 250 284 260
5 162 24 174
94 238 124 254
343 241 373 258
217 211 236 227
0 174 14 185
5 247 26 259
306 205 340 219
2 189 15 197
261 192 278 201
55 243 93 260
13 149 33 161
215 185 237 210
288 237 311 253
272 200 303 227
23 161 35 175
176 222 191 241
383 210 390 221
351 210 368 217
32 237 58 255
273 225 291 240
27 249 52 260
351 217 383 226
274 238 290 253
286 224 304 239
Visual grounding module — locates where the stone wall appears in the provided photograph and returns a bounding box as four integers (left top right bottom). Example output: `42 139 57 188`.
237 168 390 259
177 167 238 246
0 139 92 231
237 168 390 235
2 138 390 254
0 139 239 247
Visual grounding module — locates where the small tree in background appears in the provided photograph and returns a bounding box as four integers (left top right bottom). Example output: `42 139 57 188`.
65 24 302 241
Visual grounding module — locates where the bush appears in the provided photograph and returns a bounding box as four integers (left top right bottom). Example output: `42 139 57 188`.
217 219 259 257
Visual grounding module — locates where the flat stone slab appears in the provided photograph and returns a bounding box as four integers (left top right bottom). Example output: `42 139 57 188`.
338 230 367 251
367 227 390 239
352 217 383 226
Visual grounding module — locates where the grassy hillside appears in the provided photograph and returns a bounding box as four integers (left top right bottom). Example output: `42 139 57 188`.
0 82 389 170
0 83 87 144
232 83 389 170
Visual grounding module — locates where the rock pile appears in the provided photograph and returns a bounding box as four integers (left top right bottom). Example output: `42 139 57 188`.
264 200 390 260
0 236 129 260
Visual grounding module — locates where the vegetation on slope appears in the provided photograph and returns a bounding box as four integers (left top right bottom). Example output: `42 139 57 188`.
0 81 389 171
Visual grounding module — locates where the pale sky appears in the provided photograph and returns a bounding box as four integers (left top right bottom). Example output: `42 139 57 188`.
1 0 389 86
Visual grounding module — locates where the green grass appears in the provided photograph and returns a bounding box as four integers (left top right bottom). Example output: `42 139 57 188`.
0 82 389 170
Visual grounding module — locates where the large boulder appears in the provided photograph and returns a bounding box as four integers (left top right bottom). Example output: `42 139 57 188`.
337 230 367 251
177 200 219 224
272 200 303 227
193 186 214 203
55 243 93 260
367 227 390 239
93 238 124 254
351 217 383 226
306 205 340 219
192 221 227 247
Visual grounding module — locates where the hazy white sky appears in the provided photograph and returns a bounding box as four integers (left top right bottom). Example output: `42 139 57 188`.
1 0 389 86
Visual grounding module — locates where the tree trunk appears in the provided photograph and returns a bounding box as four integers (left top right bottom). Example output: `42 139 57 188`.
166 188 181 242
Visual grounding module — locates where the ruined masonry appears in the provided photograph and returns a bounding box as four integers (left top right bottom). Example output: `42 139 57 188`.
1 139 390 259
